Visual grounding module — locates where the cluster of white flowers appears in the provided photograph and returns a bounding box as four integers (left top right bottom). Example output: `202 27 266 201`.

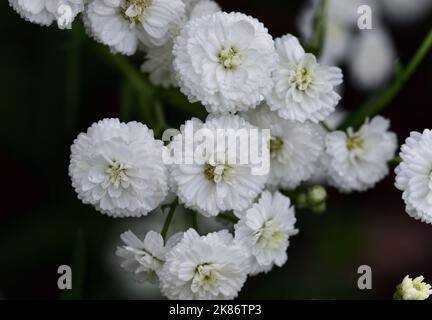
117 191 298 299
13 0 432 300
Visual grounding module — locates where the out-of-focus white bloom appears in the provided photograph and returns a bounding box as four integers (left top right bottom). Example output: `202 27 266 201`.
168 114 269 217
394 275 432 300
159 229 249 300
141 0 221 88
69 118 168 217
141 40 177 88
395 130 432 224
173 12 276 114
234 191 298 275
9 0 84 28
84 0 185 55
267 35 343 123
380 0 432 24
327 0 379 28
324 116 397 192
242 104 324 189
348 29 395 91
116 230 181 283
319 19 350 66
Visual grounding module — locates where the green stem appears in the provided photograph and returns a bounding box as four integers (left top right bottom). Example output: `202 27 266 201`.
306 0 328 56
339 28 432 130
161 199 178 240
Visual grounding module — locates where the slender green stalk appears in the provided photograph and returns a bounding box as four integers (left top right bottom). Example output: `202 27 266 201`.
339 29 432 130
161 199 178 240
306 0 328 56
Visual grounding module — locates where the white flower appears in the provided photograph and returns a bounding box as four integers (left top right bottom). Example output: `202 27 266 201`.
394 275 432 300
234 191 298 275
168 114 269 217
267 35 343 123
116 230 181 283
141 0 221 88
348 28 395 91
9 0 84 28
324 116 397 192
84 0 185 56
395 130 432 224
69 118 169 217
159 228 249 300
173 12 276 114
242 104 325 189
170 115 268 216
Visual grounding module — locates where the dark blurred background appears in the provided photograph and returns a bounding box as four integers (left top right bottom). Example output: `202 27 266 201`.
0 0 431 299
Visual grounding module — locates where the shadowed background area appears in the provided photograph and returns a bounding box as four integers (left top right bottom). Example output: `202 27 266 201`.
0 0 431 299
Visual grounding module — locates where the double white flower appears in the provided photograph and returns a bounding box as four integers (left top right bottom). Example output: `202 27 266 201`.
69 118 169 217
395 130 432 224
159 229 249 300
324 116 397 192
168 114 269 217
234 191 298 275
267 34 343 123
242 104 325 189
84 0 185 55
173 12 276 114
9 0 84 29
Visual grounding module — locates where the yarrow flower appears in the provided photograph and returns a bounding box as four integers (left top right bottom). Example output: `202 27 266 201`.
116 230 181 283
266 34 343 123
242 104 325 189
395 130 432 224
394 275 432 300
168 114 269 217
234 191 298 275
9 0 84 29
324 116 397 192
69 118 169 217
173 12 277 114
348 28 395 91
84 0 185 55
141 0 221 88
159 229 249 300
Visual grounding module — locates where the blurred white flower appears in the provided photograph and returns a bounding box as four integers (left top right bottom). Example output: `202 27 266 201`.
348 29 395 91
173 12 276 114
242 104 325 189
9 0 84 28
394 275 432 300
69 118 169 217
168 115 268 217
141 0 221 88
267 35 343 123
395 130 432 224
324 116 397 192
234 191 298 275
84 0 185 55
159 229 249 300
380 0 432 24
116 230 181 283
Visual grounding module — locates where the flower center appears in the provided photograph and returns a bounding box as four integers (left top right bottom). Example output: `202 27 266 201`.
204 163 229 184
218 46 241 70
194 263 218 289
122 0 152 23
270 136 284 159
290 67 313 91
256 220 285 248
106 160 128 186
346 135 364 151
